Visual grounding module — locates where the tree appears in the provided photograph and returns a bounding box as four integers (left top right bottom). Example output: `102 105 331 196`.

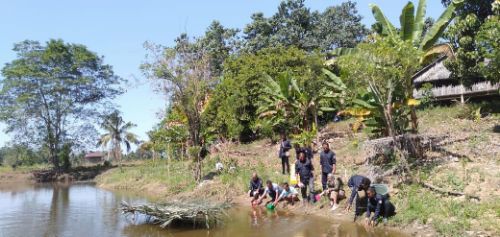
196 21 239 78
337 38 421 138
476 13 500 83
98 110 139 168
242 0 367 52
0 39 123 171
350 0 462 132
142 33 214 182
443 0 497 88
257 71 345 134
202 47 326 141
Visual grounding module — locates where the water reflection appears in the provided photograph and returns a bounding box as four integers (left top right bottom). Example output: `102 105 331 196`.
0 184 408 237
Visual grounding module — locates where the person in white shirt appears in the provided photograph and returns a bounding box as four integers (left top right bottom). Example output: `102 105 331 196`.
274 182 300 205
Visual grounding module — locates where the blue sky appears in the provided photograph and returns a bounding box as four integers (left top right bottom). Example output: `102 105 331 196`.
0 0 444 147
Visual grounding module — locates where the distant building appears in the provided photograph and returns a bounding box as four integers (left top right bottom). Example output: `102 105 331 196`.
84 152 105 163
412 56 499 102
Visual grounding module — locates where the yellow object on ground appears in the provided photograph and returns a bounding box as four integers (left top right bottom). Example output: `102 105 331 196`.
290 163 298 185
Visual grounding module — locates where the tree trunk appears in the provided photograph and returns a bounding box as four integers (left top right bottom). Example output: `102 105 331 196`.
410 107 419 133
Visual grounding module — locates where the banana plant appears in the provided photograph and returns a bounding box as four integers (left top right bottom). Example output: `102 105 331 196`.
257 71 345 133
370 0 463 62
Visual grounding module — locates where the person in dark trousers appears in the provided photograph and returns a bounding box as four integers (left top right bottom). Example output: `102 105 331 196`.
279 134 292 175
365 187 396 226
248 172 264 206
345 175 371 219
295 151 314 204
319 142 336 190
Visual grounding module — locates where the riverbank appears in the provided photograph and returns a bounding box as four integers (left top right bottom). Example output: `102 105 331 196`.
96 105 500 237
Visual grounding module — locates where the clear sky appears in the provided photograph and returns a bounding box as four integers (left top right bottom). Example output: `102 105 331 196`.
0 0 444 147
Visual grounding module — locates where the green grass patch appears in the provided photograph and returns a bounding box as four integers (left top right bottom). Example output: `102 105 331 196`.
392 184 500 236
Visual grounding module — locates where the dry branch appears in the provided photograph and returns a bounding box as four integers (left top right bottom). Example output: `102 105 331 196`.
121 201 230 229
420 182 480 201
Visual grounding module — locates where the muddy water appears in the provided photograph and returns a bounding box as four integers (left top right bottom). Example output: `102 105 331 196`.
0 183 408 237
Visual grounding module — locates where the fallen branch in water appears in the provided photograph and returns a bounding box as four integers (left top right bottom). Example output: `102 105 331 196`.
121 201 230 229
420 182 480 201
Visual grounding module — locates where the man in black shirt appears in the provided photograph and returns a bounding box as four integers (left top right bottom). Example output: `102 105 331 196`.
365 187 395 226
345 174 371 218
319 142 336 190
295 151 314 203
279 134 292 175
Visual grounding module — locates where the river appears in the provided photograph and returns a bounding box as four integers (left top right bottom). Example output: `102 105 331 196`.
0 183 408 237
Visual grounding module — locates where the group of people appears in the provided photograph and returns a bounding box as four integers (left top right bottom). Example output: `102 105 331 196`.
247 135 396 226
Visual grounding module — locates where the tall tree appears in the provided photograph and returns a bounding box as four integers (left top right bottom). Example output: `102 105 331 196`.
142 34 213 182
243 0 367 52
0 39 123 171
98 110 139 168
443 0 497 88
196 21 239 78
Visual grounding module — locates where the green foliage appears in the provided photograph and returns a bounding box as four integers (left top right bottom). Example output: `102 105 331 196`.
243 0 367 52
203 47 325 141
337 38 420 137
0 145 47 167
98 110 139 167
0 39 123 170
444 0 498 86
256 71 344 134
393 184 499 236
476 15 500 83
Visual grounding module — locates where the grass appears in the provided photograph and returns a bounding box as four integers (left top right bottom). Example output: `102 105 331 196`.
0 164 50 174
392 184 500 237
96 160 196 199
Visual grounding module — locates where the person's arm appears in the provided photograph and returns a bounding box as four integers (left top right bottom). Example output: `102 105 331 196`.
285 140 292 150
331 153 337 174
348 186 358 206
372 198 382 221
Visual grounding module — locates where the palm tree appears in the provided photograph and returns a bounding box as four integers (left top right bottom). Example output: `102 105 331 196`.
98 111 139 169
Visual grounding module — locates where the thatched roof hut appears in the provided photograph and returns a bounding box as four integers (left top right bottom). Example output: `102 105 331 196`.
412 56 499 101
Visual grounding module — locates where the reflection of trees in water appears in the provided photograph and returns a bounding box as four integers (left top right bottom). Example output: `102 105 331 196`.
44 184 70 237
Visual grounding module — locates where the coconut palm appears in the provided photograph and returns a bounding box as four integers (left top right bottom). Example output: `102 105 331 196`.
98 111 139 168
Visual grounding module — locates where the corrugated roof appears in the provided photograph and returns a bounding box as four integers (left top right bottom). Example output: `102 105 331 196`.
412 56 451 84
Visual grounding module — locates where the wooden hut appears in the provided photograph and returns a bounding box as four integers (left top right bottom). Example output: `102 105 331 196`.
412 56 499 102
84 152 105 163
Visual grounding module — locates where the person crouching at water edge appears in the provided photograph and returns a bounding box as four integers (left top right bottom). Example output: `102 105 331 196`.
256 180 283 206
295 151 314 204
319 173 345 211
365 187 396 226
345 175 371 219
274 182 300 206
249 173 264 206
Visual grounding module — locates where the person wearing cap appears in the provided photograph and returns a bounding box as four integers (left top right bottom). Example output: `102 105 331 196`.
365 186 396 226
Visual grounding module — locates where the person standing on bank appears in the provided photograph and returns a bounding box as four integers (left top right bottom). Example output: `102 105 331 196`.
319 142 336 190
279 134 292 175
295 151 314 204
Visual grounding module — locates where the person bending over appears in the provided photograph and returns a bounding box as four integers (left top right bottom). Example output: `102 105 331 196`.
365 187 396 226
274 182 300 206
345 175 371 218
257 180 283 205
